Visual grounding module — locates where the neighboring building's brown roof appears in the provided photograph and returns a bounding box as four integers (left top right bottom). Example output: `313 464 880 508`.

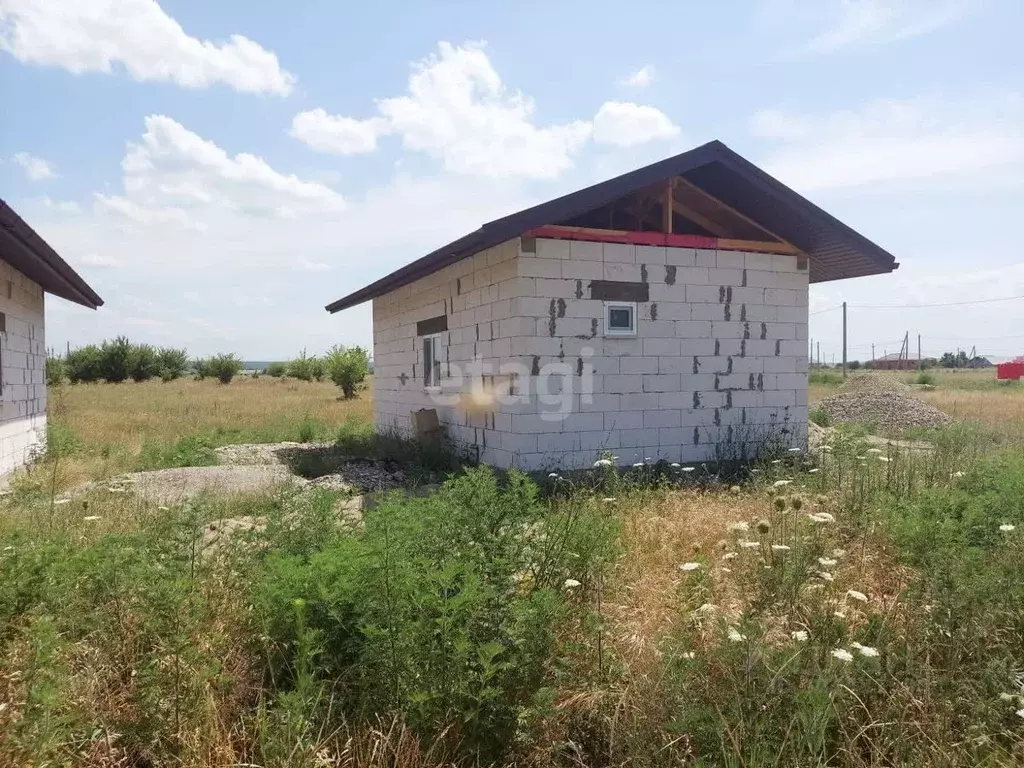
326 139 899 313
0 200 103 309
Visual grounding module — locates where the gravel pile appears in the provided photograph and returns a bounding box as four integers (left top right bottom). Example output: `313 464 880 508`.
215 441 335 466
840 372 912 394
816 390 952 431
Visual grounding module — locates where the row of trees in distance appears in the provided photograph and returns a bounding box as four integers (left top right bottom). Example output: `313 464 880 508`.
48 339 370 397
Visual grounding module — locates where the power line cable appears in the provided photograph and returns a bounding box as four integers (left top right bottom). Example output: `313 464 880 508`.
849 294 1024 310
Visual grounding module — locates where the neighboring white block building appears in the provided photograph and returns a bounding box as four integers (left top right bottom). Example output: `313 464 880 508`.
0 201 103 477
328 141 897 470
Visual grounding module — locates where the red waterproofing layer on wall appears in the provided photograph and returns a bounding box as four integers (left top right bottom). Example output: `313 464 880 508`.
526 226 719 249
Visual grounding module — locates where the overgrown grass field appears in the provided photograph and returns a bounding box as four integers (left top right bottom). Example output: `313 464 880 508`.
44 377 373 487
2 377 1024 766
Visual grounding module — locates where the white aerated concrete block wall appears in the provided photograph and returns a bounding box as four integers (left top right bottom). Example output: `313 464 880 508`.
0 259 47 478
511 239 808 469
372 238 526 466
370 237 808 470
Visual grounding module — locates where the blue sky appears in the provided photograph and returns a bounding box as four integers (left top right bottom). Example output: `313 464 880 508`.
2 0 1022 362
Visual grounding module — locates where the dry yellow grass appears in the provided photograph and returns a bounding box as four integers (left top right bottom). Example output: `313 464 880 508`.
920 387 1024 436
43 376 372 486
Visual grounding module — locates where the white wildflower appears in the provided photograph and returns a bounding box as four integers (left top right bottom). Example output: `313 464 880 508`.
107 487 126 493
771 544 792 552
681 466 695 473
644 457 652 462
877 456 891 463
53 498 71 505
751 468 762 473
865 448 883 454
790 630 809 642
740 540 761 549
831 548 846 558
788 447 802 453
728 521 750 533
773 479 792 487
563 578 581 589
855 455 867 460
602 497 617 503
727 627 746 643
818 557 837 568
808 467 821 474
157 506 169 511
723 552 738 560
83 515 102 522
771 459 782 465
593 459 612 468
633 462 645 468
851 642 879 657
694 603 717 615
670 462 680 468
831 648 854 662
721 567 732 573
999 524 1016 532
548 472 559 478
952 471 965 478
999 692 1015 702
846 589 868 603
822 445 833 452
818 571 835 582
681 651 696 659
834 610 847 619
807 512 835 524
1016 708 1024 720
679 562 702 572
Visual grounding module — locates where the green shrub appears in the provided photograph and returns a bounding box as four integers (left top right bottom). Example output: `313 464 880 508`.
253 467 617 759
266 361 287 378
98 336 133 383
204 353 244 384
157 347 188 381
287 350 320 382
309 356 325 381
138 434 217 469
128 343 160 382
809 407 831 427
323 345 369 398
915 370 937 386
64 345 103 383
45 355 65 386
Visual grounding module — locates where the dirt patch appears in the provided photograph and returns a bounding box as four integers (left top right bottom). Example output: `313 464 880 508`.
214 441 336 466
809 421 934 454
124 465 304 505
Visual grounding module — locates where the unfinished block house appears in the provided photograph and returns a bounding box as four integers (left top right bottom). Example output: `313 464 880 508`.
0 200 103 477
327 141 897 470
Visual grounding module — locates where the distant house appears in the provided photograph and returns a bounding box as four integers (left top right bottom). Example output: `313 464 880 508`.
326 141 898 470
0 200 102 477
870 353 912 371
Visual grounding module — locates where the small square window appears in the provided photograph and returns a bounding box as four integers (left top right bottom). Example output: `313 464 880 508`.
604 302 637 337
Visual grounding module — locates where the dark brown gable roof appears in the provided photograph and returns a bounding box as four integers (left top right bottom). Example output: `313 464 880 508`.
326 140 898 313
0 200 103 309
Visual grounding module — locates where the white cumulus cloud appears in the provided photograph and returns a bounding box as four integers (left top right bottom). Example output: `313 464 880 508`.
290 41 593 179
0 0 295 95
592 101 680 147
12 152 56 181
95 114 346 229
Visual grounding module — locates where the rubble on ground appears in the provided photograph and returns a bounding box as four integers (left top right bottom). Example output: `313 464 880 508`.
815 390 951 431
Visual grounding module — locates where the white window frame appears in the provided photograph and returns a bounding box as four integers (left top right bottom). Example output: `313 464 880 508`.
604 301 637 337
422 333 443 391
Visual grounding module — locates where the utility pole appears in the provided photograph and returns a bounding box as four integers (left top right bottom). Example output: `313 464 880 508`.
809 337 813 366
872 343 875 363
841 301 848 380
816 341 820 367
917 334 922 370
